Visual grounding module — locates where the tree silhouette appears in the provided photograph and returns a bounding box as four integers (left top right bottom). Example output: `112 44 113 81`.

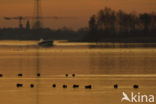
117 10 130 32
97 7 116 31
128 12 138 32
149 13 156 30
86 7 156 42
139 13 151 32
89 15 97 32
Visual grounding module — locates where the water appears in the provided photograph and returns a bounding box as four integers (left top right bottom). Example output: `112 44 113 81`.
0 43 156 104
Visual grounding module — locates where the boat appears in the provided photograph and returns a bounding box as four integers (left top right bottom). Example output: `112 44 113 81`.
38 39 54 47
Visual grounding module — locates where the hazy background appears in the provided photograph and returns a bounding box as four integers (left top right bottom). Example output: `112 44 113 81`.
0 0 156 30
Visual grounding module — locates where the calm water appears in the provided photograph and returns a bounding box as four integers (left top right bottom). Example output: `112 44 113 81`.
0 44 156 104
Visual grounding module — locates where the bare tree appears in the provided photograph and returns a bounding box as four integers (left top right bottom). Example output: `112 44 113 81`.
139 13 151 32
97 7 116 31
89 15 97 32
128 12 138 32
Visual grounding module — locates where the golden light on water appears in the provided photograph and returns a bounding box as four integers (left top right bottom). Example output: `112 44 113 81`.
0 0 156 103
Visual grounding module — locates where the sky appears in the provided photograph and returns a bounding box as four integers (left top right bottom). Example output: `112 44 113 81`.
0 0 156 30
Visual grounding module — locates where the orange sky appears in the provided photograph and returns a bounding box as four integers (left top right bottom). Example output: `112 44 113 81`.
0 0 156 30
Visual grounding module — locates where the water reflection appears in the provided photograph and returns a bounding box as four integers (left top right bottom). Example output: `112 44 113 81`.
0 45 156 104
89 47 156 74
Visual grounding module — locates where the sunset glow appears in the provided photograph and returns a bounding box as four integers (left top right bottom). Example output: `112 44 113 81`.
0 0 156 29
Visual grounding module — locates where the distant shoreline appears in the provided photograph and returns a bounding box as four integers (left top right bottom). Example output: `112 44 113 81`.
0 40 156 48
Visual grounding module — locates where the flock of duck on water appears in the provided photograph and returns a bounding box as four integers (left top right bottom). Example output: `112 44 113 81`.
0 73 139 89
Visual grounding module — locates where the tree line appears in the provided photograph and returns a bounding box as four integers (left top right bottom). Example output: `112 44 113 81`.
85 7 156 42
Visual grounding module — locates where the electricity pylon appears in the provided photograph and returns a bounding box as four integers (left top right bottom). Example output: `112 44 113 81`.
33 0 42 29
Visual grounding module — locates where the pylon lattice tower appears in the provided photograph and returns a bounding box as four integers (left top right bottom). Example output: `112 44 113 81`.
33 0 42 29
